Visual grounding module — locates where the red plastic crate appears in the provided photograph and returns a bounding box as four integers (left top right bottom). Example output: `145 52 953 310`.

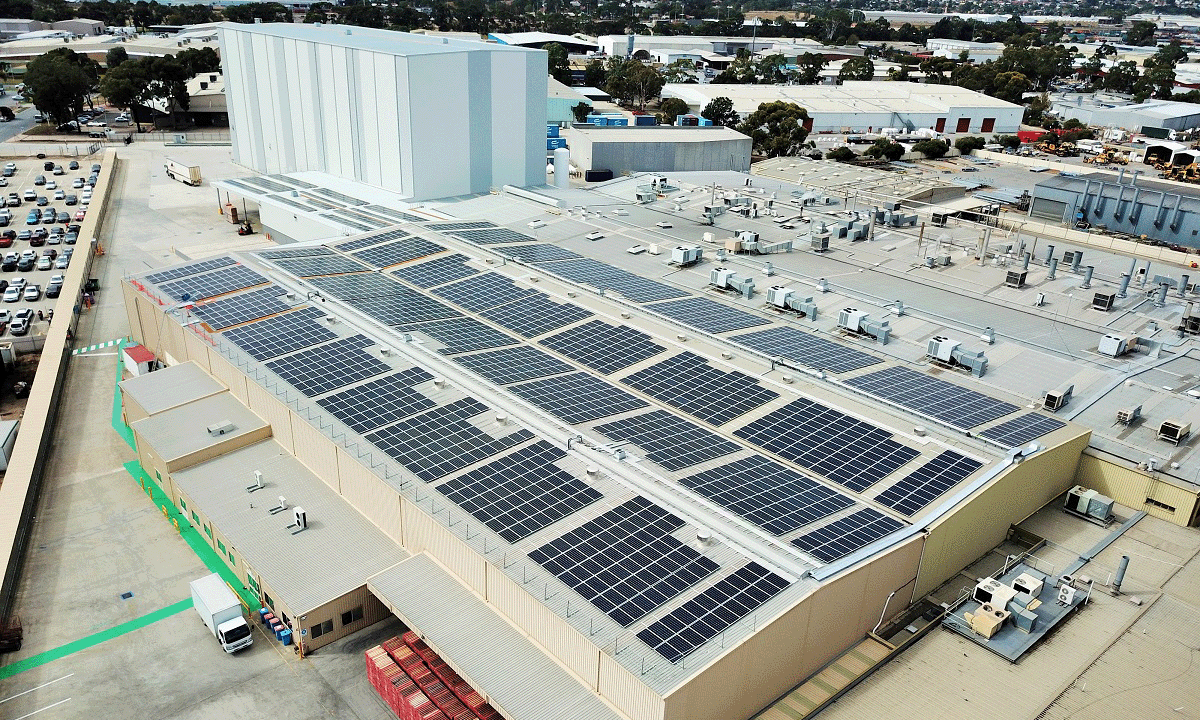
460 692 486 710
439 698 468 718
409 664 433 682
453 711 479 720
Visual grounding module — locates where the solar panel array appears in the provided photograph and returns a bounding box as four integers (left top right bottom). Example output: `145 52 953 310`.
452 345 574 385
391 254 479 288
508 372 648 423
352 237 446 267
272 255 371 277
437 440 603 542
529 496 719 627
221 307 336 360
454 227 537 245
316 368 436 434
540 320 666 374
366 398 533 482
427 221 496 232
433 272 539 312
500 244 583 263
874 450 984 516
622 352 779 426
791 508 906 563
844 366 1019 428
311 274 462 326
980 413 1066 447
399 317 518 354
159 265 268 301
256 246 334 259
265 335 389 397
144 256 235 284
734 398 921 491
539 259 688 303
646 297 773 335
731 326 882 374
336 233 400 252
679 455 855 535
191 286 290 330
637 562 790 663
593 410 741 471
479 293 594 338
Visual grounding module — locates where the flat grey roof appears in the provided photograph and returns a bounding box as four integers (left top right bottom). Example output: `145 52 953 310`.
130 392 268 462
566 126 750 144
369 554 624 720
219 22 537 57
173 439 410 613
120 361 225 416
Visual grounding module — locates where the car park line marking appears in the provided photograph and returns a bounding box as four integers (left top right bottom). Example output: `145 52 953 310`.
0 673 73 704
12 697 71 719
0 599 193 681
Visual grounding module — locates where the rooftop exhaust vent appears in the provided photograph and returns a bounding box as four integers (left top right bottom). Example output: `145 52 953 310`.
207 420 235 436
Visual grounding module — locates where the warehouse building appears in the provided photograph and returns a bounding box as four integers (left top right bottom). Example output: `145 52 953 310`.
1029 171 1200 247
1051 97 1200 133
662 82 1023 134
562 125 752 174
219 23 547 202
122 202 1090 720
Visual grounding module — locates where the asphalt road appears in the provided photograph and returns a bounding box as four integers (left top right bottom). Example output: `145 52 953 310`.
0 101 39 144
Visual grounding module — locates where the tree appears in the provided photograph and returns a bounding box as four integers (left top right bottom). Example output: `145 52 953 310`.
911 139 949 158
341 4 386 28
1103 61 1139 93
827 146 856 162
145 56 191 127
544 43 571 85
791 53 826 84
583 59 606 88
700 96 739 127
991 71 1032 104
175 47 221 76
865 138 904 160
99 56 151 131
222 2 291 23
736 101 810 158
603 59 662 109
303 2 333 23
571 102 591 124
656 97 689 125
1148 41 1188 68
106 46 128 70
955 136 987 153
167 3 214 25
1125 20 1156 46
838 56 874 81
24 48 101 126
661 59 697 84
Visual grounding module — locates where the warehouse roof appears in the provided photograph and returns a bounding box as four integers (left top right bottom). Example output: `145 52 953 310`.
119 362 225 417
130 392 268 463
565 125 751 143
218 22 538 57
663 81 1022 116
172 439 410 614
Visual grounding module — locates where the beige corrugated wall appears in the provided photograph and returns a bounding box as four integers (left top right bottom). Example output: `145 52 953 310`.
290 413 339 485
206 350 249 402
597 652 666 720
1075 452 1200 526
915 431 1091 598
401 497 487 593
298 585 390 652
245 380 294 453
183 330 212 372
335 446 403 542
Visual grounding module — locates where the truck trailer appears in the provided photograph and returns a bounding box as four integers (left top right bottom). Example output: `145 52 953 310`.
164 158 202 186
190 573 252 653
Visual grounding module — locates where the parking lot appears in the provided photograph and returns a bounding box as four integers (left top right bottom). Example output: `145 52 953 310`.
0 156 100 337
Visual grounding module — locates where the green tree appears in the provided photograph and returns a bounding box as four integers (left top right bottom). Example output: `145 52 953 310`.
1125 20 1156 46
544 43 571 85
991 71 1032 104
954 136 986 153
912 139 949 158
837 56 874 81
1148 41 1188 68
656 97 689 125
1103 61 1139 93
791 52 827 84
571 102 591 124
175 47 221 76
106 46 128 69
303 2 333 23
166 3 214 24
341 4 386 28
865 138 904 160
99 56 150 131
222 2 291 23
700 96 739 127
660 58 697 84
827 146 856 162
583 59 606 88
996 134 1022 149
24 48 101 126
736 101 810 158
603 59 662 109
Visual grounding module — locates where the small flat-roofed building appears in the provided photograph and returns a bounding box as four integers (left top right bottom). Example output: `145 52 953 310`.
563 125 752 174
119 361 226 424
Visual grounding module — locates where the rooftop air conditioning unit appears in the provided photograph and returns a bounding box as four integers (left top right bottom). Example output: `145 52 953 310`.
927 336 960 363
710 267 734 289
837 307 867 333
1005 270 1027 288
1116 405 1141 425
1044 384 1074 412
973 578 1018 608
1093 292 1116 311
810 234 829 252
1011 572 1045 599
207 420 235 436
293 507 307 529
1158 420 1191 445
671 245 702 267
767 286 792 308
1064 485 1115 522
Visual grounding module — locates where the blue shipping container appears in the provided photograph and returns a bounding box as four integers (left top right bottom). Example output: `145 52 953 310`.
547 124 560 138
547 137 567 150
586 115 607 125
608 118 628 126
635 115 657 126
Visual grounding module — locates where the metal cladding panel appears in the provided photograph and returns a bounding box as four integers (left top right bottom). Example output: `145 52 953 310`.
161 320 186 367
598 652 666 720
245 379 294 454
290 415 340 493
367 554 628 720
400 497 487 594
206 351 249 403
183 330 212 372
134 293 161 354
336 447 403 543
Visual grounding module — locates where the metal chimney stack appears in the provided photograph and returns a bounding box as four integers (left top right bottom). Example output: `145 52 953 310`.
1048 257 1059 280
1117 273 1131 298
1081 265 1094 288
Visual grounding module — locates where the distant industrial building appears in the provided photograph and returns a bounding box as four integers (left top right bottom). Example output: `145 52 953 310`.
663 82 1024 134
1051 97 1200 134
562 125 752 175
219 23 547 202
1029 171 1200 247
489 31 597 53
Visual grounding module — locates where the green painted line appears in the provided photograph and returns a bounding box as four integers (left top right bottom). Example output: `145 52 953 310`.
110 339 135 449
0 598 193 680
809 676 839 696
828 662 858 681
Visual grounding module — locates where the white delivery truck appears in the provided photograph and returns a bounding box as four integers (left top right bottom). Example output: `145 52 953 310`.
190 573 253 653
164 158 202 186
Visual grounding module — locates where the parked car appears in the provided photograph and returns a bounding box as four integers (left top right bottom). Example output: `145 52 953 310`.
24 213 38 226
43 210 57 224
55 211 68 223
52 165 64 175
42 248 57 259
16 257 34 271
68 161 79 170
0 235 10 249
23 283 40 300
0 215 8 227
86 120 107 127
53 190 64 200
9 275 27 290
74 210 86 221
0 178 8 187
45 282 61 298
9 316 28 335
7 193 19 206
22 190 36 201
35 257 50 271
54 255 69 268
42 161 54 172
64 232 77 245
32 175 44 186
64 194 77 206
71 178 84 189
91 164 101 173
35 196 48 206
2 286 20 303
45 180 56 190
16 230 29 241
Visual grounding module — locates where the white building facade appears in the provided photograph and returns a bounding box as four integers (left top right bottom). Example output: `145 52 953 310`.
220 23 547 201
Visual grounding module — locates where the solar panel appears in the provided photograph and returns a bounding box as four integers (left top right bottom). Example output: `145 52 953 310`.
540 259 688 303
256 246 334 260
507 372 648 424
637 562 790 663
427 221 496 232
271 255 371 277
309 186 368 206
529 496 719 627
221 307 337 360
191 286 291 330
539 320 666 374
437 440 603 542
352 237 446 267
265 335 390 397
399 317 518 354
844 366 1019 428
874 450 983 516
733 397 921 492
679 455 855 535
980 413 1066 447
316 368 436 434
593 410 741 471
336 233 403 252
731 326 881 374
159 264 268 301
310 274 462 325
269 174 316 189
391 254 479 288
362 205 426 223
432 272 540 312
499 244 583 263
622 352 779 426
646 297 773 334
791 508 906 563
452 345 574 385
144 256 236 284
454 227 537 245
478 293 593 338
365 398 534 482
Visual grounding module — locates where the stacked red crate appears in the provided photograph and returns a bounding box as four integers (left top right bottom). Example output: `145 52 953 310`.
368 636 498 720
